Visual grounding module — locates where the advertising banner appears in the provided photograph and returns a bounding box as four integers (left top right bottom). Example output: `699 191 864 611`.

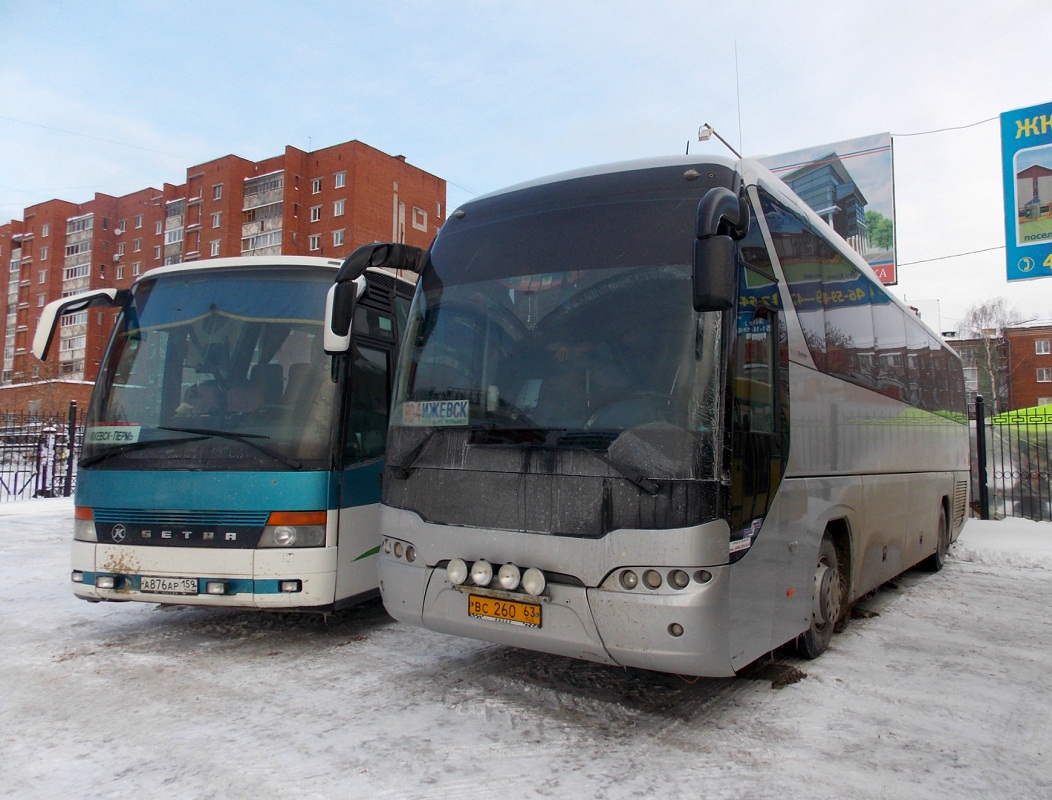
1002 102 1052 282
758 132 897 285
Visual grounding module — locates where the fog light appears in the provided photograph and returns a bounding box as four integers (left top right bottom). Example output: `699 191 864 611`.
383 539 393 554
95 575 116 590
205 581 227 595
695 569 713 584
668 623 684 637
619 570 639 590
71 571 84 584
405 545 416 563
279 580 302 593
643 569 662 589
470 559 493 587
447 558 468 585
670 569 689 589
497 563 521 590
393 542 404 559
522 567 546 596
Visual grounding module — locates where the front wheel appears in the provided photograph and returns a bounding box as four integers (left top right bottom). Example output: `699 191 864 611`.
922 505 950 572
798 534 843 659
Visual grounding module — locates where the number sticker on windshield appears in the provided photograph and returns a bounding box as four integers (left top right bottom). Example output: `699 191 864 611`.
401 400 470 426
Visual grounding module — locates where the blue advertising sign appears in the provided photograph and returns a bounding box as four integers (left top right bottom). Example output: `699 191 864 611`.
1002 102 1052 282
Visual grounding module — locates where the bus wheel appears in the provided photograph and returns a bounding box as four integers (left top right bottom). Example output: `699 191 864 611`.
922 506 950 572
799 534 842 659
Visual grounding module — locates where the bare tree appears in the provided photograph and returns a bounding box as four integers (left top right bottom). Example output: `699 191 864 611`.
957 297 1022 415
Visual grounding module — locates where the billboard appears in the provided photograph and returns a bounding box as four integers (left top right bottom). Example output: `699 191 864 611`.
1002 101 1052 282
758 132 897 285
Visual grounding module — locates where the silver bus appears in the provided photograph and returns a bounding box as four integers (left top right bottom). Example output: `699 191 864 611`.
348 156 969 676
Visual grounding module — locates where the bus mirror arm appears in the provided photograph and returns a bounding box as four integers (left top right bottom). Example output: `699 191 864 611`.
692 188 750 313
334 242 427 284
32 288 126 360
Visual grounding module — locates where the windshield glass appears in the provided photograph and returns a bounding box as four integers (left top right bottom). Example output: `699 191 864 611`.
391 194 725 483
82 266 337 470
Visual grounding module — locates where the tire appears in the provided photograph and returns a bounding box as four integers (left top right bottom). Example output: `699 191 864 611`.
922 505 950 572
798 534 843 659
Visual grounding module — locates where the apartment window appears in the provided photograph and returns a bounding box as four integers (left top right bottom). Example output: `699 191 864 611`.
38 270 46 284
133 238 142 253
63 264 90 281
334 199 345 217
310 206 322 223
213 184 223 201
309 234 321 251
335 171 346 188
412 207 427 232
41 223 49 237
134 214 143 229
132 263 141 276
60 335 86 353
155 221 163 235
117 243 125 256
118 219 127 233
39 246 48 261
1037 339 1051 355
1038 368 1052 383
153 246 161 259
65 241 91 258
165 228 184 245
210 240 220 257
333 229 345 247
116 266 124 280
212 212 221 228
37 293 45 307
311 178 322 194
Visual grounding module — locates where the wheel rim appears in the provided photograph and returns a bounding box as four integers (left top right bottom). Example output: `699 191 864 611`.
812 558 842 627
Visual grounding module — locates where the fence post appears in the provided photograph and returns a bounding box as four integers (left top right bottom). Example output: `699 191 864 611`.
64 401 77 497
975 395 990 520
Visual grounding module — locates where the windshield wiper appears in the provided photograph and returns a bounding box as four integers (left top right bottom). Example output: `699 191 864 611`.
528 438 661 495
157 426 303 470
389 427 448 479
79 433 209 468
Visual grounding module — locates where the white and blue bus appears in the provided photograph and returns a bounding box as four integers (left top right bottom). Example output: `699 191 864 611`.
35 250 416 611
351 156 970 676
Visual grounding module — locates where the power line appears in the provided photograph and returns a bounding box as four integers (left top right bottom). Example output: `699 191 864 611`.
892 116 998 137
0 114 185 158
899 245 1004 267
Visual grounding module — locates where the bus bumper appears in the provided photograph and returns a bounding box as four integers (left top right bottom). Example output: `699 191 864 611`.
379 549 736 677
71 541 338 609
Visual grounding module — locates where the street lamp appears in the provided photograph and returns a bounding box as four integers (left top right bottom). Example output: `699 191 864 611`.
697 124 742 159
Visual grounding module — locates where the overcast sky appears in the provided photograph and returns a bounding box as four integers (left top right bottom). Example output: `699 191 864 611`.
2 1 1050 332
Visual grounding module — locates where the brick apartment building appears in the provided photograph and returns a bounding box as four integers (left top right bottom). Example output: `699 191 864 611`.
0 139 445 414
949 323 1052 415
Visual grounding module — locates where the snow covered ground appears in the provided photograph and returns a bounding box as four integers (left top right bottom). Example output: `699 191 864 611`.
2 498 1050 800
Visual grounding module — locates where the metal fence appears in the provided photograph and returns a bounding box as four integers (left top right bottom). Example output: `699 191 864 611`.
0 403 82 503
974 396 1052 521
3 397 1048 522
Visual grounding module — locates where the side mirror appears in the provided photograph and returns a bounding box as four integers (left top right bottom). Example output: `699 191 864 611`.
693 187 750 312
323 278 366 354
325 242 428 354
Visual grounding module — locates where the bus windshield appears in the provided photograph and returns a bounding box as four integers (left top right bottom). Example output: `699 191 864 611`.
83 266 336 470
391 194 725 485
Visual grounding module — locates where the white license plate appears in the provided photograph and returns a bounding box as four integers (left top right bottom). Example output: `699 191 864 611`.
140 575 199 595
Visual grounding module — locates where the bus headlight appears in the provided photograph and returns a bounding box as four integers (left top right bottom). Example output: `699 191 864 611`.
260 511 327 548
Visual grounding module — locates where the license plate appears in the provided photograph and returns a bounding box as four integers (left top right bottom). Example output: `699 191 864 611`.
140 576 199 595
468 595 541 628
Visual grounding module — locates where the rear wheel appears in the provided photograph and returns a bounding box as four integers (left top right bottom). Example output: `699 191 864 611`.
923 505 950 572
798 534 843 659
